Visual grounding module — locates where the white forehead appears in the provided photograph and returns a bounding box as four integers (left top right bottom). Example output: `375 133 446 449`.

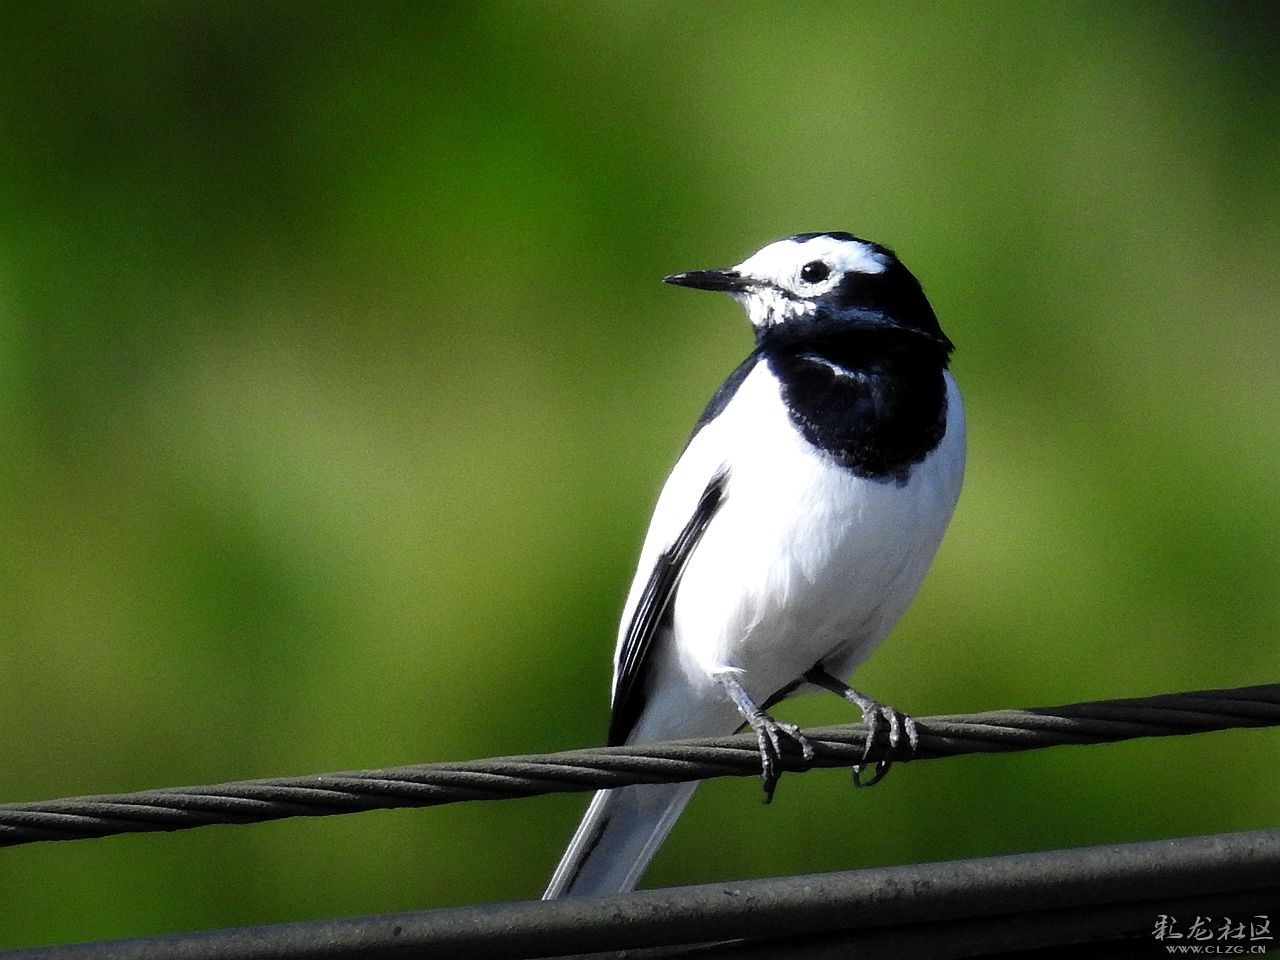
733 235 888 284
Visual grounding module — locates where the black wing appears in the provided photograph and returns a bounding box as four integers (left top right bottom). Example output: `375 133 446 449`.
607 469 729 746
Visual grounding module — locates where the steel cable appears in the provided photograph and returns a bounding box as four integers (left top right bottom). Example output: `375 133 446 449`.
2 682 1276 848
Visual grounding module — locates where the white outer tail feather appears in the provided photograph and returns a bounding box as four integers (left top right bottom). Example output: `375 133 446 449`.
543 781 699 899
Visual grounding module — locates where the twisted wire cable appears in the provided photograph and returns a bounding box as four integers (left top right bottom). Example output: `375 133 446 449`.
2 683 1276 848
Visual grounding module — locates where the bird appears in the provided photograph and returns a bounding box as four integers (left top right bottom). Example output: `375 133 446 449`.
544 232 965 899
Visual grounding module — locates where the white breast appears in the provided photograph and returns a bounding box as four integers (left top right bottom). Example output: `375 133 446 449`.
679 365 963 695
615 363 964 742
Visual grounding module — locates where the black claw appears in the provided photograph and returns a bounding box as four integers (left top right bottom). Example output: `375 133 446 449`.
852 760 891 789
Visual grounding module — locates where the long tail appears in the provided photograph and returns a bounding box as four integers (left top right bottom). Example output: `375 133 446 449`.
543 781 698 899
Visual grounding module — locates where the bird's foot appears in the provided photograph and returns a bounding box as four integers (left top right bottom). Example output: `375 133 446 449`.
845 691 918 788
802 669 918 789
715 671 814 803
744 711 816 804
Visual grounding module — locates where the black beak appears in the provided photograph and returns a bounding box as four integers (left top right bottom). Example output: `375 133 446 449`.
663 268 752 293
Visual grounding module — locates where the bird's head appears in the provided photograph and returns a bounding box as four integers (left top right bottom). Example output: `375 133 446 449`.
665 232 952 353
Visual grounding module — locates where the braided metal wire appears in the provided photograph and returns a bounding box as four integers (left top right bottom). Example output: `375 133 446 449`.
2 683 1276 848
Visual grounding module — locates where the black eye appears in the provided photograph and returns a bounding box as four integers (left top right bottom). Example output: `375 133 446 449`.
800 260 829 284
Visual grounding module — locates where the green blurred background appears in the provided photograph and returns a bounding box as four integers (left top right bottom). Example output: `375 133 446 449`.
2 0 1278 947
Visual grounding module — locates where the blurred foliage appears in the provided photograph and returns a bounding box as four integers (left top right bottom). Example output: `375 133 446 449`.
1 0 1278 948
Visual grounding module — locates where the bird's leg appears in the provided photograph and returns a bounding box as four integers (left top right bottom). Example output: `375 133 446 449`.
714 671 815 803
803 668 918 788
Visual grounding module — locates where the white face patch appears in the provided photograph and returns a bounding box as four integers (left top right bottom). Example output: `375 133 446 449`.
731 235 889 328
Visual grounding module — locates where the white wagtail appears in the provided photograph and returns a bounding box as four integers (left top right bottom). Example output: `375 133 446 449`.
544 232 965 899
